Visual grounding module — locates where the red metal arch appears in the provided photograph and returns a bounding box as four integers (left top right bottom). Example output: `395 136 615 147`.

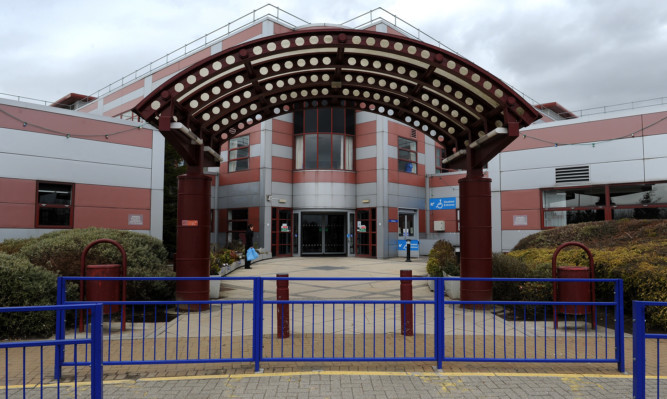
134 28 540 170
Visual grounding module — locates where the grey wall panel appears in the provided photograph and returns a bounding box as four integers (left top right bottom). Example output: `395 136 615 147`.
501 230 541 252
293 182 356 209
1 129 152 169
151 131 165 189
357 183 378 196
150 189 164 239
491 191 502 253
357 146 377 160
271 143 292 159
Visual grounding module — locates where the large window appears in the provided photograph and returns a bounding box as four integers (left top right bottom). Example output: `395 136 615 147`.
229 135 249 172
36 182 73 227
542 182 667 227
294 108 355 170
398 137 417 174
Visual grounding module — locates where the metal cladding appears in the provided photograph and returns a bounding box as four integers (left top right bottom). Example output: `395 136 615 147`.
134 28 541 169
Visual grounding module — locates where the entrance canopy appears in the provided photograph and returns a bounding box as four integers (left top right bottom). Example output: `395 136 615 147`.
134 28 541 170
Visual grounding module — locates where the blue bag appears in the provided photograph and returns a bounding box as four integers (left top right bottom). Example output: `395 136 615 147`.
246 247 259 261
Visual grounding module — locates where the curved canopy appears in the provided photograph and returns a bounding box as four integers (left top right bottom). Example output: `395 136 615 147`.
134 28 541 170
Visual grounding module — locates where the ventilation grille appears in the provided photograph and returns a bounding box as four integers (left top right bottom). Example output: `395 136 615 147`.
410 129 417 138
555 166 589 183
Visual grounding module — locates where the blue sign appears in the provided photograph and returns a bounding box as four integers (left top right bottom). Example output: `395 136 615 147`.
429 197 457 210
398 240 419 251
388 219 398 223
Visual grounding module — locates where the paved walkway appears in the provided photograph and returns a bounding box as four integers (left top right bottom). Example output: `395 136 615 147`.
2 256 661 398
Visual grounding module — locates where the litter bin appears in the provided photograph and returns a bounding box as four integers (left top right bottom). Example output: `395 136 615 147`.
80 239 127 331
552 241 595 329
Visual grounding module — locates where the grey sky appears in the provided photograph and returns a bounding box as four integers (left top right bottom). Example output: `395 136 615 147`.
1 0 666 113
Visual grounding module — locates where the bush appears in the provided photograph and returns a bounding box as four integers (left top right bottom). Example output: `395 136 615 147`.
492 253 552 303
507 239 667 330
426 240 458 277
18 227 169 276
0 237 38 255
0 253 79 339
210 248 240 275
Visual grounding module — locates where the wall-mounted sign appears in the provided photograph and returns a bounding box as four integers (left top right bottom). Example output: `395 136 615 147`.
128 214 143 226
181 220 199 227
388 219 398 223
429 197 457 210
513 215 528 226
398 240 419 251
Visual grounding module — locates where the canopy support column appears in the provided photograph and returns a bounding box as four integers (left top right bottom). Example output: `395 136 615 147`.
459 168 493 301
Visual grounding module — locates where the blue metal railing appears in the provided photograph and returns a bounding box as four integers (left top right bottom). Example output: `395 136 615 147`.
54 275 624 376
633 301 667 399
0 303 103 399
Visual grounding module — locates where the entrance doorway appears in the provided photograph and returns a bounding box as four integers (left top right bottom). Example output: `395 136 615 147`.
301 213 346 255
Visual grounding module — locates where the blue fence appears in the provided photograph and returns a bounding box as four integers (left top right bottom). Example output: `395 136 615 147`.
0 303 103 399
53 276 625 373
1 275 625 397
633 301 667 399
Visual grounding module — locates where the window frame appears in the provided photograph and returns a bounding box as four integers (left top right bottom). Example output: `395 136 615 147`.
398 137 417 174
228 135 250 172
541 181 667 228
35 181 74 228
227 208 249 243
294 108 355 171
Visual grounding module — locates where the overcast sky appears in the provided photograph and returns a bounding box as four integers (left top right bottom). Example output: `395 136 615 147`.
1 0 666 113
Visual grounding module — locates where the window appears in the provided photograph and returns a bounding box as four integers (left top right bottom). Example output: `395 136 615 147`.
36 182 73 227
229 136 249 172
398 137 417 174
227 209 248 243
435 146 447 173
542 182 667 227
294 108 355 170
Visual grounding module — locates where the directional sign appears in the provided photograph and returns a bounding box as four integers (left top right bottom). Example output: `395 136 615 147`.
398 240 419 251
429 197 457 210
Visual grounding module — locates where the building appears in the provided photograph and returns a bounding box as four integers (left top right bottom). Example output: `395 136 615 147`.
0 97 164 241
2 5 665 261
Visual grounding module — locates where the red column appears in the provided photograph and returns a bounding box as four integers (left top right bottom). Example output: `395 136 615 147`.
400 270 413 336
276 273 290 339
175 166 211 304
458 171 493 301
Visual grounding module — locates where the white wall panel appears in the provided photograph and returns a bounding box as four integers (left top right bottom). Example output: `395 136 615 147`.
0 129 152 169
500 137 644 171
646 158 667 181
356 111 376 124
0 153 152 188
644 135 667 159
491 191 502 253
589 160 645 184
500 168 555 191
501 230 540 252
151 131 165 189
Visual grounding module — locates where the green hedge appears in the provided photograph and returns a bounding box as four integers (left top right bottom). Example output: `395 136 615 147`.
507 240 667 330
0 253 77 339
17 227 169 277
426 240 458 277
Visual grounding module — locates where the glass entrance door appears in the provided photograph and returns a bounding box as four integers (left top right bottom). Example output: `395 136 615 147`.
301 213 347 255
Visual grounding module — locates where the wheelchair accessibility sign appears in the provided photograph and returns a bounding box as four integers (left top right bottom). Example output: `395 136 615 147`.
398 240 419 251
429 197 457 210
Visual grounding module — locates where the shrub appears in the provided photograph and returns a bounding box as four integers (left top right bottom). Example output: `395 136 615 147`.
210 248 240 274
18 227 169 276
0 253 79 339
492 253 552 302
16 228 174 302
0 237 39 255
426 240 458 277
